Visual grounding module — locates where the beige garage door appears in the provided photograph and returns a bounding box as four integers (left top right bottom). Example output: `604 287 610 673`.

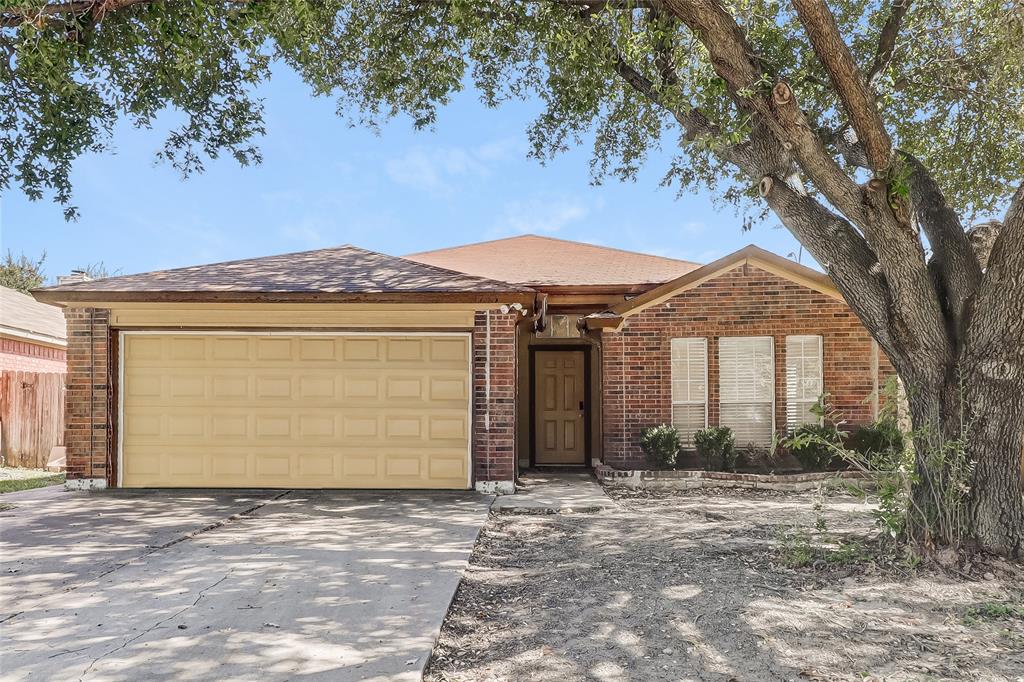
120 333 471 489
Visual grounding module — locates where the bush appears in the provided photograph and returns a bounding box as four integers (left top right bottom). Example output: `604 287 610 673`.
640 424 681 468
694 426 736 471
846 419 905 470
788 423 846 471
736 443 783 473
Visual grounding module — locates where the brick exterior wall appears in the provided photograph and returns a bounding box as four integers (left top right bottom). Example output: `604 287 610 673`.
63 308 111 482
62 307 519 487
0 337 66 373
473 310 519 483
601 264 895 468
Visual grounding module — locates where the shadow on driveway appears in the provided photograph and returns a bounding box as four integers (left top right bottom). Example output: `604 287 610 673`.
0 488 491 681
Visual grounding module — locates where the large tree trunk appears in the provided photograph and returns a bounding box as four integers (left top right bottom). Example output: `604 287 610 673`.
962 363 1024 557
900 358 1024 558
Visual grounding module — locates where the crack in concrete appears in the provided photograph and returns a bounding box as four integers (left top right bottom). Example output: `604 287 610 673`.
77 571 233 680
3 490 292 626
47 645 92 659
90 489 293 583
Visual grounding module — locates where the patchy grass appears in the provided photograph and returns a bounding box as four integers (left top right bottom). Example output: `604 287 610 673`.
962 600 1024 625
0 467 65 494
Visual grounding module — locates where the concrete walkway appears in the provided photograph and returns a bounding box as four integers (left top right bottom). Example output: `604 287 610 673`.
490 471 617 514
1 488 491 681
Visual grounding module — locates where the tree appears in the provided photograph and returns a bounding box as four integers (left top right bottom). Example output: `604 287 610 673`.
2 0 1022 555
74 261 120 280
0 251 46 293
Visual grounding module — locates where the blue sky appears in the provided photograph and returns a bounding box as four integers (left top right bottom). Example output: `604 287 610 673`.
1 65 806 282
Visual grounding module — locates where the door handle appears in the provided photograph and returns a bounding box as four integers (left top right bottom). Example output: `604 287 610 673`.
579 401 585 411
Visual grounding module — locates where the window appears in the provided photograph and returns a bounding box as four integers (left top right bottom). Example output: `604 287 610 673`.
536 314 582 339
671 338 707 447
786 335 824 429
718 336 775 446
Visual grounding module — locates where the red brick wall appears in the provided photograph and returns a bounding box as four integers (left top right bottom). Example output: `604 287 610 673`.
0 337 66 373
600 264 894 468
63 308 111 482
63 307 519 487
473 310 518 483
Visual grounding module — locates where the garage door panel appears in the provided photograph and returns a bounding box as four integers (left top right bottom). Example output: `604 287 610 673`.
386 338 426 362
121 333 471 489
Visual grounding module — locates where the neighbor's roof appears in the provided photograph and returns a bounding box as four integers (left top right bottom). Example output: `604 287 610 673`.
32 245 536 305
406 235 701 289
585 244 841 330
0 285 67 347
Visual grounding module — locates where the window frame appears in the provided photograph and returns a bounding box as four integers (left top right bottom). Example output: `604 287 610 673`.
785 334 825 430
670 337 709 447
717 335 776 446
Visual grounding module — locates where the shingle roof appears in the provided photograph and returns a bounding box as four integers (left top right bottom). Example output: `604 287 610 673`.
33 245 535 304
0 286 67 346
405 235 701 288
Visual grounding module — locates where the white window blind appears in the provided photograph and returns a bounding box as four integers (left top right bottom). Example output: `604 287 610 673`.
670 338 707 447
718 336 775 446
786 335 824 429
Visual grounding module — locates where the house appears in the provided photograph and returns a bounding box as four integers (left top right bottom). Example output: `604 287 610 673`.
33 236 891 492
1 285 67 373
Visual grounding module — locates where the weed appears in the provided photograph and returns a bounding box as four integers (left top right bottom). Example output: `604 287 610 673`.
962 601 1024 625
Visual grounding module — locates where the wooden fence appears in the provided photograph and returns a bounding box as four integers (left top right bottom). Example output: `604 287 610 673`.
0 371 66 469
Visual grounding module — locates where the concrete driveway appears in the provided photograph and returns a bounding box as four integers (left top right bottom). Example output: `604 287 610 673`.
0 486 491 681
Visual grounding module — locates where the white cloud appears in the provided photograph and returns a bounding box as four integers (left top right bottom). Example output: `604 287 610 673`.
385 137 524 194
492 196 589 235
474 137 526 162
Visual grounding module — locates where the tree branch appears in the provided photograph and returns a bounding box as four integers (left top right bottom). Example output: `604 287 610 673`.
659 0 875 233
901 152 982 339
658 0 949 361
865 0 914 89
791 0 893 173
0 0 245 27
760 176 896 352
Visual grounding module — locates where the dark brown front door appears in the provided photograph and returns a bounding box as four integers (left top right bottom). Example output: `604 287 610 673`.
534 350 586 465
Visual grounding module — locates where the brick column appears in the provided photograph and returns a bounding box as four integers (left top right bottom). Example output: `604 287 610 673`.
63 308 111 488
472 310 518 493
600 329 627 468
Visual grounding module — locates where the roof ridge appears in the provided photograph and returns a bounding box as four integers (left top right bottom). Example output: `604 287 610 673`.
407 233 702 265
405 234 534 257
387 249 533 291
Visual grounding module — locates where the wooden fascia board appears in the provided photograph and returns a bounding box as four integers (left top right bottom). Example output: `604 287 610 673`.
31 290 538 307
0 329 67 349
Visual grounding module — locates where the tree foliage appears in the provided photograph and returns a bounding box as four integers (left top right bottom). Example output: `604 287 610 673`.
0 250 46 293
2 1 1021 220
3 0 1023 555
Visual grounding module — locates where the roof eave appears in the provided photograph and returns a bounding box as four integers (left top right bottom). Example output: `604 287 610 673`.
0 327 67 348
31 289 538 307
527 282 674 295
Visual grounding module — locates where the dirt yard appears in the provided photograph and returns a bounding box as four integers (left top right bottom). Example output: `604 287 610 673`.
426 488 1023 681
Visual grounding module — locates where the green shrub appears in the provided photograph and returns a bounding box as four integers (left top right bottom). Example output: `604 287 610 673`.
694 426 736 471
736 443 782 472
846 419 905 470
640 424 681 468
788 423 845 471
